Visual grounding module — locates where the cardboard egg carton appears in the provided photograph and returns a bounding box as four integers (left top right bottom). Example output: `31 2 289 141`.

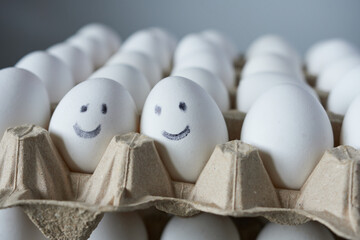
0 105 357 240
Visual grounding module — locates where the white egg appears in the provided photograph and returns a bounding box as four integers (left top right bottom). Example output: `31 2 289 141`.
202 29 238 62
246 34 301 67
89 64 150 111
173 33 222 65
305 38 359 76
161 213 240 240
148 27 177 57
15 51 74 104
316 55 360 92
172 50 235 90
171 67 230 112
106 50 161 87
67 34 108 69
241 53 304 82
78 23 121 55
141 76 228 183
0 67 50 136
241 84 333 189
257 222 334 240
340 95 360 148
0 207 47 240
237 72 318 113
49 78 137 173
121 29 168 72
327 66 360 115
48 43 93 84
89 212 147 240
148 27 175 72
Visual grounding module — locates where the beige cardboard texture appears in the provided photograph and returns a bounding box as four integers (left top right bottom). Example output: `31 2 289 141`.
0 107 358 240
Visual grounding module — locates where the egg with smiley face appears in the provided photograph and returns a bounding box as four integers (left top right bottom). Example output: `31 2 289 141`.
141 76 228 183
49 78 138 173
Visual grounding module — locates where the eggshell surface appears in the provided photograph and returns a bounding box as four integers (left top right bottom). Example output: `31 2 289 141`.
237 72 318 113
49 78 137 173
89 212 147 240
0 67 50 136
121 30 167 72
161 213 240 240
15 51 74 104
340 95 360 148
202 29 238 62
246 34 301 67
242 53 304 81
171 67 230 112
0 207 47 240
305 38 359 76
257 222 334 240
141 76 228 183
327 66 360 115
316 55 360 92
173 50 235 90
48 43 93 84
106 50 161 87
78 23 121 53
241 84 333 189
67 34 108 68
89 64 150 111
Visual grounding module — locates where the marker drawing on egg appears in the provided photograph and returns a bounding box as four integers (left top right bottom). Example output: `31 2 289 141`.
73 103 107 139
73 123 101 139
156 101 191 141
162 125 191 141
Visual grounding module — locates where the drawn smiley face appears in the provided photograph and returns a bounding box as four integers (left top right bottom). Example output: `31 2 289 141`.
73 103 107 139
155 101 191 141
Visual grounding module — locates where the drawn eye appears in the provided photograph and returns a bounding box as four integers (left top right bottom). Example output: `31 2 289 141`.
179 102 187 112
155 105 161 115
80 104 88 112
102 104 107 114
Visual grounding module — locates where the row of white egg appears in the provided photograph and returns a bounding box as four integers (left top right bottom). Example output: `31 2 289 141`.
0 207 334 240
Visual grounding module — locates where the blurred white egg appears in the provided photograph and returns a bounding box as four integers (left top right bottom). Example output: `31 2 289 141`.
173 33 222 65
171 67 230 112
237 72 318 113
0 207 47 240
48 43 93 84
172 50 235 90
106 50 161 87
49 78 137 173
141 76 228 182
327 66 360 115
242 53 304 82
149 27 177 57
201 29 238 62
340 95 360 148
241 84 333 189
316 55 360 92
161 213 240 240
89 64 150 111
67 34 108 69
78 23 121 55
246 34 301 67
305 38 359 76
121 30 168 72
89 212 147 240
0 67 50 136
148 27 176 72
15 51 74 104
257 222 334 240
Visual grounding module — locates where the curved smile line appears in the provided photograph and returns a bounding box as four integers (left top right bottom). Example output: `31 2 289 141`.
162 125 190 141
73 123 101 139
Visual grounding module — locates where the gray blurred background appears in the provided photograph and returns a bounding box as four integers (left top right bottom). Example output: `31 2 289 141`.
0 0 359 68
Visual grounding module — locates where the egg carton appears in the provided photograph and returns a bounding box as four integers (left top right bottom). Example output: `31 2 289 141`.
0 106 357 240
